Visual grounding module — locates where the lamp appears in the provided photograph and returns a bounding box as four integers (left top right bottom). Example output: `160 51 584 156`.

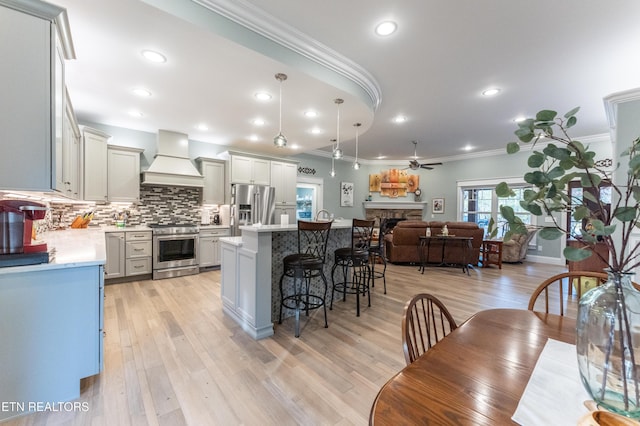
329 138 336 177
273 73 288 147
353 122 361 170
332 98 344 159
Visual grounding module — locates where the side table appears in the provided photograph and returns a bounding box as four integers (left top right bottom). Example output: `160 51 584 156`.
481 239 503 269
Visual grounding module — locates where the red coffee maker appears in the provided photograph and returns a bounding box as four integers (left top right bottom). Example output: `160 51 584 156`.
0 200 48 254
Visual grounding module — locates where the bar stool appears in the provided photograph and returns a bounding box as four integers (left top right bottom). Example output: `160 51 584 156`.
330 218 375 316
369 218 389 294
278 220 333 337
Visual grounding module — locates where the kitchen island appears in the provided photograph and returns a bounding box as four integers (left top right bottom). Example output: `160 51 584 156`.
0 229 105 421
220 220 352 339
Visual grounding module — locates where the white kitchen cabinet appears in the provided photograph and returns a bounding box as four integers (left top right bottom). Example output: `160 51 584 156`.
57 88 81 199
108 145 143 202
124 230 152 276
0 2 73 192
274 204 296 225
221 240 238 309
82 126 110 202
270 161 297 204
104 231 125 279
236 248 258 325
197 158 226 204
199 227 230 268
220 239 257 328
230 155 270 185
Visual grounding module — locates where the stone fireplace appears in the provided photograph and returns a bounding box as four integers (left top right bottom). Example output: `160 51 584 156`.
362 201 428 222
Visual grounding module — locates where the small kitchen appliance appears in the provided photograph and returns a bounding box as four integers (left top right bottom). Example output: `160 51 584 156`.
213 213 221 225
0 200 48 254
0 200 49 267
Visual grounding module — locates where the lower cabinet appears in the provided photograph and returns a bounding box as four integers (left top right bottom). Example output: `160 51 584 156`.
0 264 103 421
105 231 125 279
220 239 259 333
125 231 152 276
105 229 152 280
199 227 230 268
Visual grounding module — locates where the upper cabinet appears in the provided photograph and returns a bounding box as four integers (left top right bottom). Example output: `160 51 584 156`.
230 155 270 185
82 127 109 202
0 1 74 192
270 161 297 204
108 145 143 203
197 158 226 205
57 88 81 199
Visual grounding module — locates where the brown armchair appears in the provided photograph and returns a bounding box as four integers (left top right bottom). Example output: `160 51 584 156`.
502 226 537 263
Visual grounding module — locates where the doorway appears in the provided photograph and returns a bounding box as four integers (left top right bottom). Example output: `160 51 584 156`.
296 177 324 221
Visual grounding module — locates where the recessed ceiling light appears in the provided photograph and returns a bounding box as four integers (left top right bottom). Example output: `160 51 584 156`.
513 116 527 123
129 110 143 118
141 50 166 63
462 145 474 151
310 128 322 135
393 115 407 123
252 118 265 126
482 88 501 96
290 144 299 150
376 155 387 160
196 124 208 131
375 21 397 36
304 110 318 118
254 92 272 101
249 135 259 142
132 88 152 97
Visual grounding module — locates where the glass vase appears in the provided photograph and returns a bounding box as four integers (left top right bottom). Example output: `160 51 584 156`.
576 270 640 418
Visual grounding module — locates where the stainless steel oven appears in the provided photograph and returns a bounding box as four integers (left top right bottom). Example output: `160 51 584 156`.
149 224 199 279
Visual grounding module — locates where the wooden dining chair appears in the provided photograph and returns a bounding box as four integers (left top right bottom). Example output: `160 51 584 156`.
402 293 457 365
527 270 609 316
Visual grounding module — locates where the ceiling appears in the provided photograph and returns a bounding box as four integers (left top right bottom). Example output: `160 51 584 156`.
54 0 640 164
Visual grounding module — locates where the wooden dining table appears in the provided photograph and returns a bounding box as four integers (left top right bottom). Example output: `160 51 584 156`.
369 309 577 425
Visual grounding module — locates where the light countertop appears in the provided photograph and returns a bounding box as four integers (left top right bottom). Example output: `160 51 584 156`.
239 219 352 233
0 228 106 275
219 236 243 246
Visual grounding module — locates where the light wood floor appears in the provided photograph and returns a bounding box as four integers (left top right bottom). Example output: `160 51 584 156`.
6 261 569 426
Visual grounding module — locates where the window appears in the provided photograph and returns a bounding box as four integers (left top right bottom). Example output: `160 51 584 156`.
459 180 534 238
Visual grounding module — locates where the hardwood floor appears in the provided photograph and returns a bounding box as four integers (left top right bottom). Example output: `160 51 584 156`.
6 261 568 426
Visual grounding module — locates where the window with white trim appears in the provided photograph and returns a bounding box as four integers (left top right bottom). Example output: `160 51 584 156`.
459 180 534 239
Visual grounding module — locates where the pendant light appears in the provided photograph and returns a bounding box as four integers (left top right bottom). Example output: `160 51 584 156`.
353 122 361 170
273 73 288 147
329 138 336 177
332 98 344 159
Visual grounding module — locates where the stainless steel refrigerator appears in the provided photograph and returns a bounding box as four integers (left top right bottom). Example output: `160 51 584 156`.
230 184 276 236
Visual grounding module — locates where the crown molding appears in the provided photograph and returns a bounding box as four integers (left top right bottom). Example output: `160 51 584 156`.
192 0 381 111
603 87 640 130
304 133 612 165
0 0 75 59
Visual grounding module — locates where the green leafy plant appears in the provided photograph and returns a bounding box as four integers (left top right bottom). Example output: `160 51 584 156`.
485 217 499 240
496 107 640 272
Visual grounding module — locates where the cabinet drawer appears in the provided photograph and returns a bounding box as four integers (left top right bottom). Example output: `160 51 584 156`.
126 257 151 276
200 228 230 238
125 231 151 241
126 240 152 258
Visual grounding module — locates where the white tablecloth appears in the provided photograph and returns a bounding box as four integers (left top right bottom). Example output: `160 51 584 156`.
512 338 591 425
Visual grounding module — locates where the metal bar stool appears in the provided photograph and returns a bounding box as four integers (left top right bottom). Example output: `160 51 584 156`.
278 220 333 337
330 218 375 316
369 218 393 294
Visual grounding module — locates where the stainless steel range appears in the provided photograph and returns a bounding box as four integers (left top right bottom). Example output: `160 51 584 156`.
149 223 199 280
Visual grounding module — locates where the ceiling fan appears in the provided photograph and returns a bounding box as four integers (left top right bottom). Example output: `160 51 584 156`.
407 141 442 170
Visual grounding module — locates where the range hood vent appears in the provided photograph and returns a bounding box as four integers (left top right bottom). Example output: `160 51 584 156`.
141 130 204 187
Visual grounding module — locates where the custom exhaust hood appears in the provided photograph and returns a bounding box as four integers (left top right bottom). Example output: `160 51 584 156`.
141 130 204 187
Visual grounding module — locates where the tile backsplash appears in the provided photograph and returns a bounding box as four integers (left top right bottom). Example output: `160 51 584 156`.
31 185 218 230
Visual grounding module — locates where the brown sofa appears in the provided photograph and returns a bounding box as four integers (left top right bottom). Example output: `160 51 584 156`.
384 221 484 265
